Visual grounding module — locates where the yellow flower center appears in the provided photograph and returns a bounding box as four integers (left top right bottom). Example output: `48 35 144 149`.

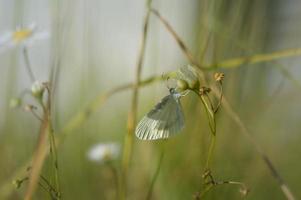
13 29 33 43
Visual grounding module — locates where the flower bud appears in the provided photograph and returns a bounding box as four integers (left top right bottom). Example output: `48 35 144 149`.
176 65 200 90
177 79 188 91
189 79 200 90
31 81 45 98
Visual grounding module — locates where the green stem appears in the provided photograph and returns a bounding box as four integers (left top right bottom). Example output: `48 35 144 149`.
205 134 216 169
146 145 165 200
198 184 214 199
195 91 217 171
198 94 216 134
39 175 59 197
48 120 60 199
121 1 152 199
45 86 61 199
107 162 120 200
23 47 36 82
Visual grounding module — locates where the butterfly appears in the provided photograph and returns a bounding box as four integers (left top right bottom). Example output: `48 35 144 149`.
135 88 185 140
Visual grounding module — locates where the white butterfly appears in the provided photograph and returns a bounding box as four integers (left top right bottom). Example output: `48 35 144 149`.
135 88 185 140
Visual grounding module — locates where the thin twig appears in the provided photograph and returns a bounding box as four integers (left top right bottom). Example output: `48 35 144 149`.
208 19 301 90
60 75 162 141
39 174 59 196
220 97 295 200
106 162 120 200
30 109 43 122
196 92 217 177
205 134 216 170
198 94 215 134
121 1 152 199
151 8 301 71
150 8 204 70
23 47 36 82
45 85 61 198
197 175 248 199
24 113 50 200
146 145 165 200
214 82 223 114
205 48 301 69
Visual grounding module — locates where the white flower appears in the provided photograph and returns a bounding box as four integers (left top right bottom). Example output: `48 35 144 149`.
0 23 50 53
87 143 120 163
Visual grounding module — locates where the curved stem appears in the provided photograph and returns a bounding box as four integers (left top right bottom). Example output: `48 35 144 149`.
214 82 223 114
30 108 43 122
198 184 214 199
23 47 36 82
198 94 216 135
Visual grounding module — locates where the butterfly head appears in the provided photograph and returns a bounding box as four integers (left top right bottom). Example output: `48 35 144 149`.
169 88 176 94
169 88 184 99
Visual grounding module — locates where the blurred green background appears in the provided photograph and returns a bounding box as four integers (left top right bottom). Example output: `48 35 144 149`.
0 0 301 199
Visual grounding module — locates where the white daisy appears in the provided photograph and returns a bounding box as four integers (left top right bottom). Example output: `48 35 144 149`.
0 23 50 53
87 143 120 163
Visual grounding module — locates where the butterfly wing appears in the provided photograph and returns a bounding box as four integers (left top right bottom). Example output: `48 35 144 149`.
135 94 184 140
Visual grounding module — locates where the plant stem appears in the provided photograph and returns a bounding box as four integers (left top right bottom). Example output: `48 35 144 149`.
46 86 61 199
146 145 165 200
198 94 216 170
48 120 60 199
39 174 59 197
121 1 152 199
205 134 216 169
214 83 223 113
24 112 50 200
23 47 36 82
202 95 216 133
197 184 213 199
106 162 120 200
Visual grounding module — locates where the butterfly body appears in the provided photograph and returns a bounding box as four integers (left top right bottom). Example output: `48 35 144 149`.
135 88 184 140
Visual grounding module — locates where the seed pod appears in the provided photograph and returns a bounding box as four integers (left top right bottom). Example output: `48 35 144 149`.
177 79 188 91
189 79 200 90
176 65 200 90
